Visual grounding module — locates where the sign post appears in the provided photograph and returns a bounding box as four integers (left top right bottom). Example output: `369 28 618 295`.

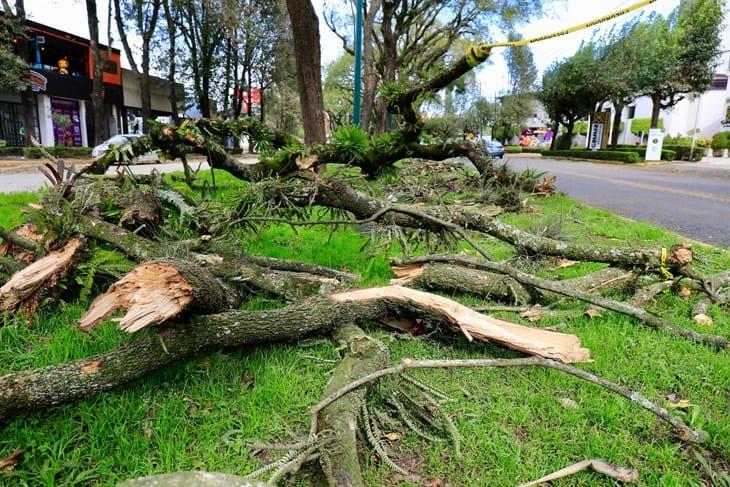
645 128 664 162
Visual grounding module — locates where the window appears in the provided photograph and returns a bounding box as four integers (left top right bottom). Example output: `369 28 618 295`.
627 106 636 119
102 59 118 75
711 76 728 91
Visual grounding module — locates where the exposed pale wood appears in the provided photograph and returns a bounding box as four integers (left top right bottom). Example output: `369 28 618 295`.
79 262 194 333
519 459 639 486
119 471 270 487
332 286 590 364
0 238 84 315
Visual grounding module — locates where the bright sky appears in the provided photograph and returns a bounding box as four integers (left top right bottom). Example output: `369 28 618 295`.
23 0 710 98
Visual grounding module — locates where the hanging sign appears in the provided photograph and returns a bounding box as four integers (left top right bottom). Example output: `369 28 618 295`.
29 70 47 92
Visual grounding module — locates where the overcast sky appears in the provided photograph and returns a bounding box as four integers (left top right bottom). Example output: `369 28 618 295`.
23 0 720 98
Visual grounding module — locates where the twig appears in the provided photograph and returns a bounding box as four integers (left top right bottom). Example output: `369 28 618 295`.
309 356 707 443
518 459 639 486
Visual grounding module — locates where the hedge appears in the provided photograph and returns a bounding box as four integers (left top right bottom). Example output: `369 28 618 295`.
0 146 24 157
605 146 676 161
522 147 546 154
663 144 703 162
22 147 92 159
504 146 522 153
542 149 640 164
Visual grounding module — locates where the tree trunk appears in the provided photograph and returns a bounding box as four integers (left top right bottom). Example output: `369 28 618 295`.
86 0 107 144
318 324 389 487
610 102 624 148
141 42 153 133
564 119 575 149
549 120 559 150
285 0 326 144
650 94 662 129
359 0 381 134
12 0 34 147
162 0 179 124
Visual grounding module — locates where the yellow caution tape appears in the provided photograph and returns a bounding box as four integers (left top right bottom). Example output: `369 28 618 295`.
659 247 673 279
466 0 657 66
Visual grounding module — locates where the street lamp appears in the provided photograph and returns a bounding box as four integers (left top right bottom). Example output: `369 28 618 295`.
352 0 363 126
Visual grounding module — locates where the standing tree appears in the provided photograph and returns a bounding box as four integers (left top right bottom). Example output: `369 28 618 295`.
636 0 725 128
160 0 180 124
85 0 108 144
114 0 162 134
285 0 326 143
2 0 35 146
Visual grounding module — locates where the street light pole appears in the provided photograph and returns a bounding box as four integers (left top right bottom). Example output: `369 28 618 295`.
352 0 363 126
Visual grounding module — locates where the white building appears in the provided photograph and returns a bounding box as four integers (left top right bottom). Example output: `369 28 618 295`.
613 25 730 145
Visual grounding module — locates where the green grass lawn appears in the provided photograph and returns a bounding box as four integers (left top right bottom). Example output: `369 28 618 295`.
1 172 728 486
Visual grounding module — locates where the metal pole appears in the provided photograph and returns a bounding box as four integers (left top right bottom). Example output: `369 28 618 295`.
352 0 363 126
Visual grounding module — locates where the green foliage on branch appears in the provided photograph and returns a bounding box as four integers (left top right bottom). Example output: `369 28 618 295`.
630 118 663 136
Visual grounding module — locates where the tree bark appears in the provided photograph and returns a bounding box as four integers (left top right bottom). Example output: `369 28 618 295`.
86 0 107 144
610 102 624 148
11 0 35 147
285 0 326 144
650 93 662 129
162 0 179 124
318 324 389 487
0 286 589 421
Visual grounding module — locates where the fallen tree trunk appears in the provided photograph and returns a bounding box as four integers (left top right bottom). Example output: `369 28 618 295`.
392 263 634 303
0 238 85 316
119 471 270 487
0 223 46 264
0 287 588 421
318 324 390 487
393 255 729 350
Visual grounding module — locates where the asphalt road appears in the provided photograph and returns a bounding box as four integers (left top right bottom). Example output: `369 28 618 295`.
505 156 730 247
0 160 214 193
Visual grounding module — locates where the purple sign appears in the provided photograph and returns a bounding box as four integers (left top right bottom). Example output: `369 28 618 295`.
51 98 82 147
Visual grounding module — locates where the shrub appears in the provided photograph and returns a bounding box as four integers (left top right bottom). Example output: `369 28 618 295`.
504 146 522 153
711 132 730 150
574 121 589 136
663 134 708 148
543 149 640 164
522 147 546 154
663 145 704 162
22 147 92 159
605 146 676 161
630 118 663 135
0 139 6 148
0 146 24 156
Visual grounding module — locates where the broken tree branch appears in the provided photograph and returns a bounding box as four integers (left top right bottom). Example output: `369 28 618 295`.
393 255 729 349
309 356 707 443
518 459 639 486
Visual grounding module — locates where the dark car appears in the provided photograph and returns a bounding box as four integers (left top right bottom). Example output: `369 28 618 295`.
483 139 505 158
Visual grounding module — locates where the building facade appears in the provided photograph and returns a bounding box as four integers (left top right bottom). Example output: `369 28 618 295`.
1 19 180 147
0 20 123 147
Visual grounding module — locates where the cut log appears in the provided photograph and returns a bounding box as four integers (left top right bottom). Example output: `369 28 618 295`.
332 286 590 364
0 238 84 316
79 259 240 333
391 262 532 304
392 263 634 304
394 255 730 350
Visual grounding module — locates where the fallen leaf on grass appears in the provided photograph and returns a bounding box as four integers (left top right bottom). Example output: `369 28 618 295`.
0 449 23 473
520 305 550 322
679 287 692 299
383 432 401 441
552 258 579 269
584 308 602 319
559 397 579 409
693 314 714 326
666 394 693 410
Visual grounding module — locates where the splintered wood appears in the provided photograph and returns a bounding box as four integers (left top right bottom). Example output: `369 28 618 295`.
332 286 590 363
0 238 83 315
79 262 193 333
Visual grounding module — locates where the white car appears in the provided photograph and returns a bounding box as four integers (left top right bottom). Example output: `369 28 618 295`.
91 134 159 163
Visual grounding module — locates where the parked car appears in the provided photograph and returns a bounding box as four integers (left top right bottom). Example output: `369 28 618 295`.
91 134 159 163
483 139 505 158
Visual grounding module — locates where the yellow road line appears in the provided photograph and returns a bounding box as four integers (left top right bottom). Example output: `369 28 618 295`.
543 166 730 204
